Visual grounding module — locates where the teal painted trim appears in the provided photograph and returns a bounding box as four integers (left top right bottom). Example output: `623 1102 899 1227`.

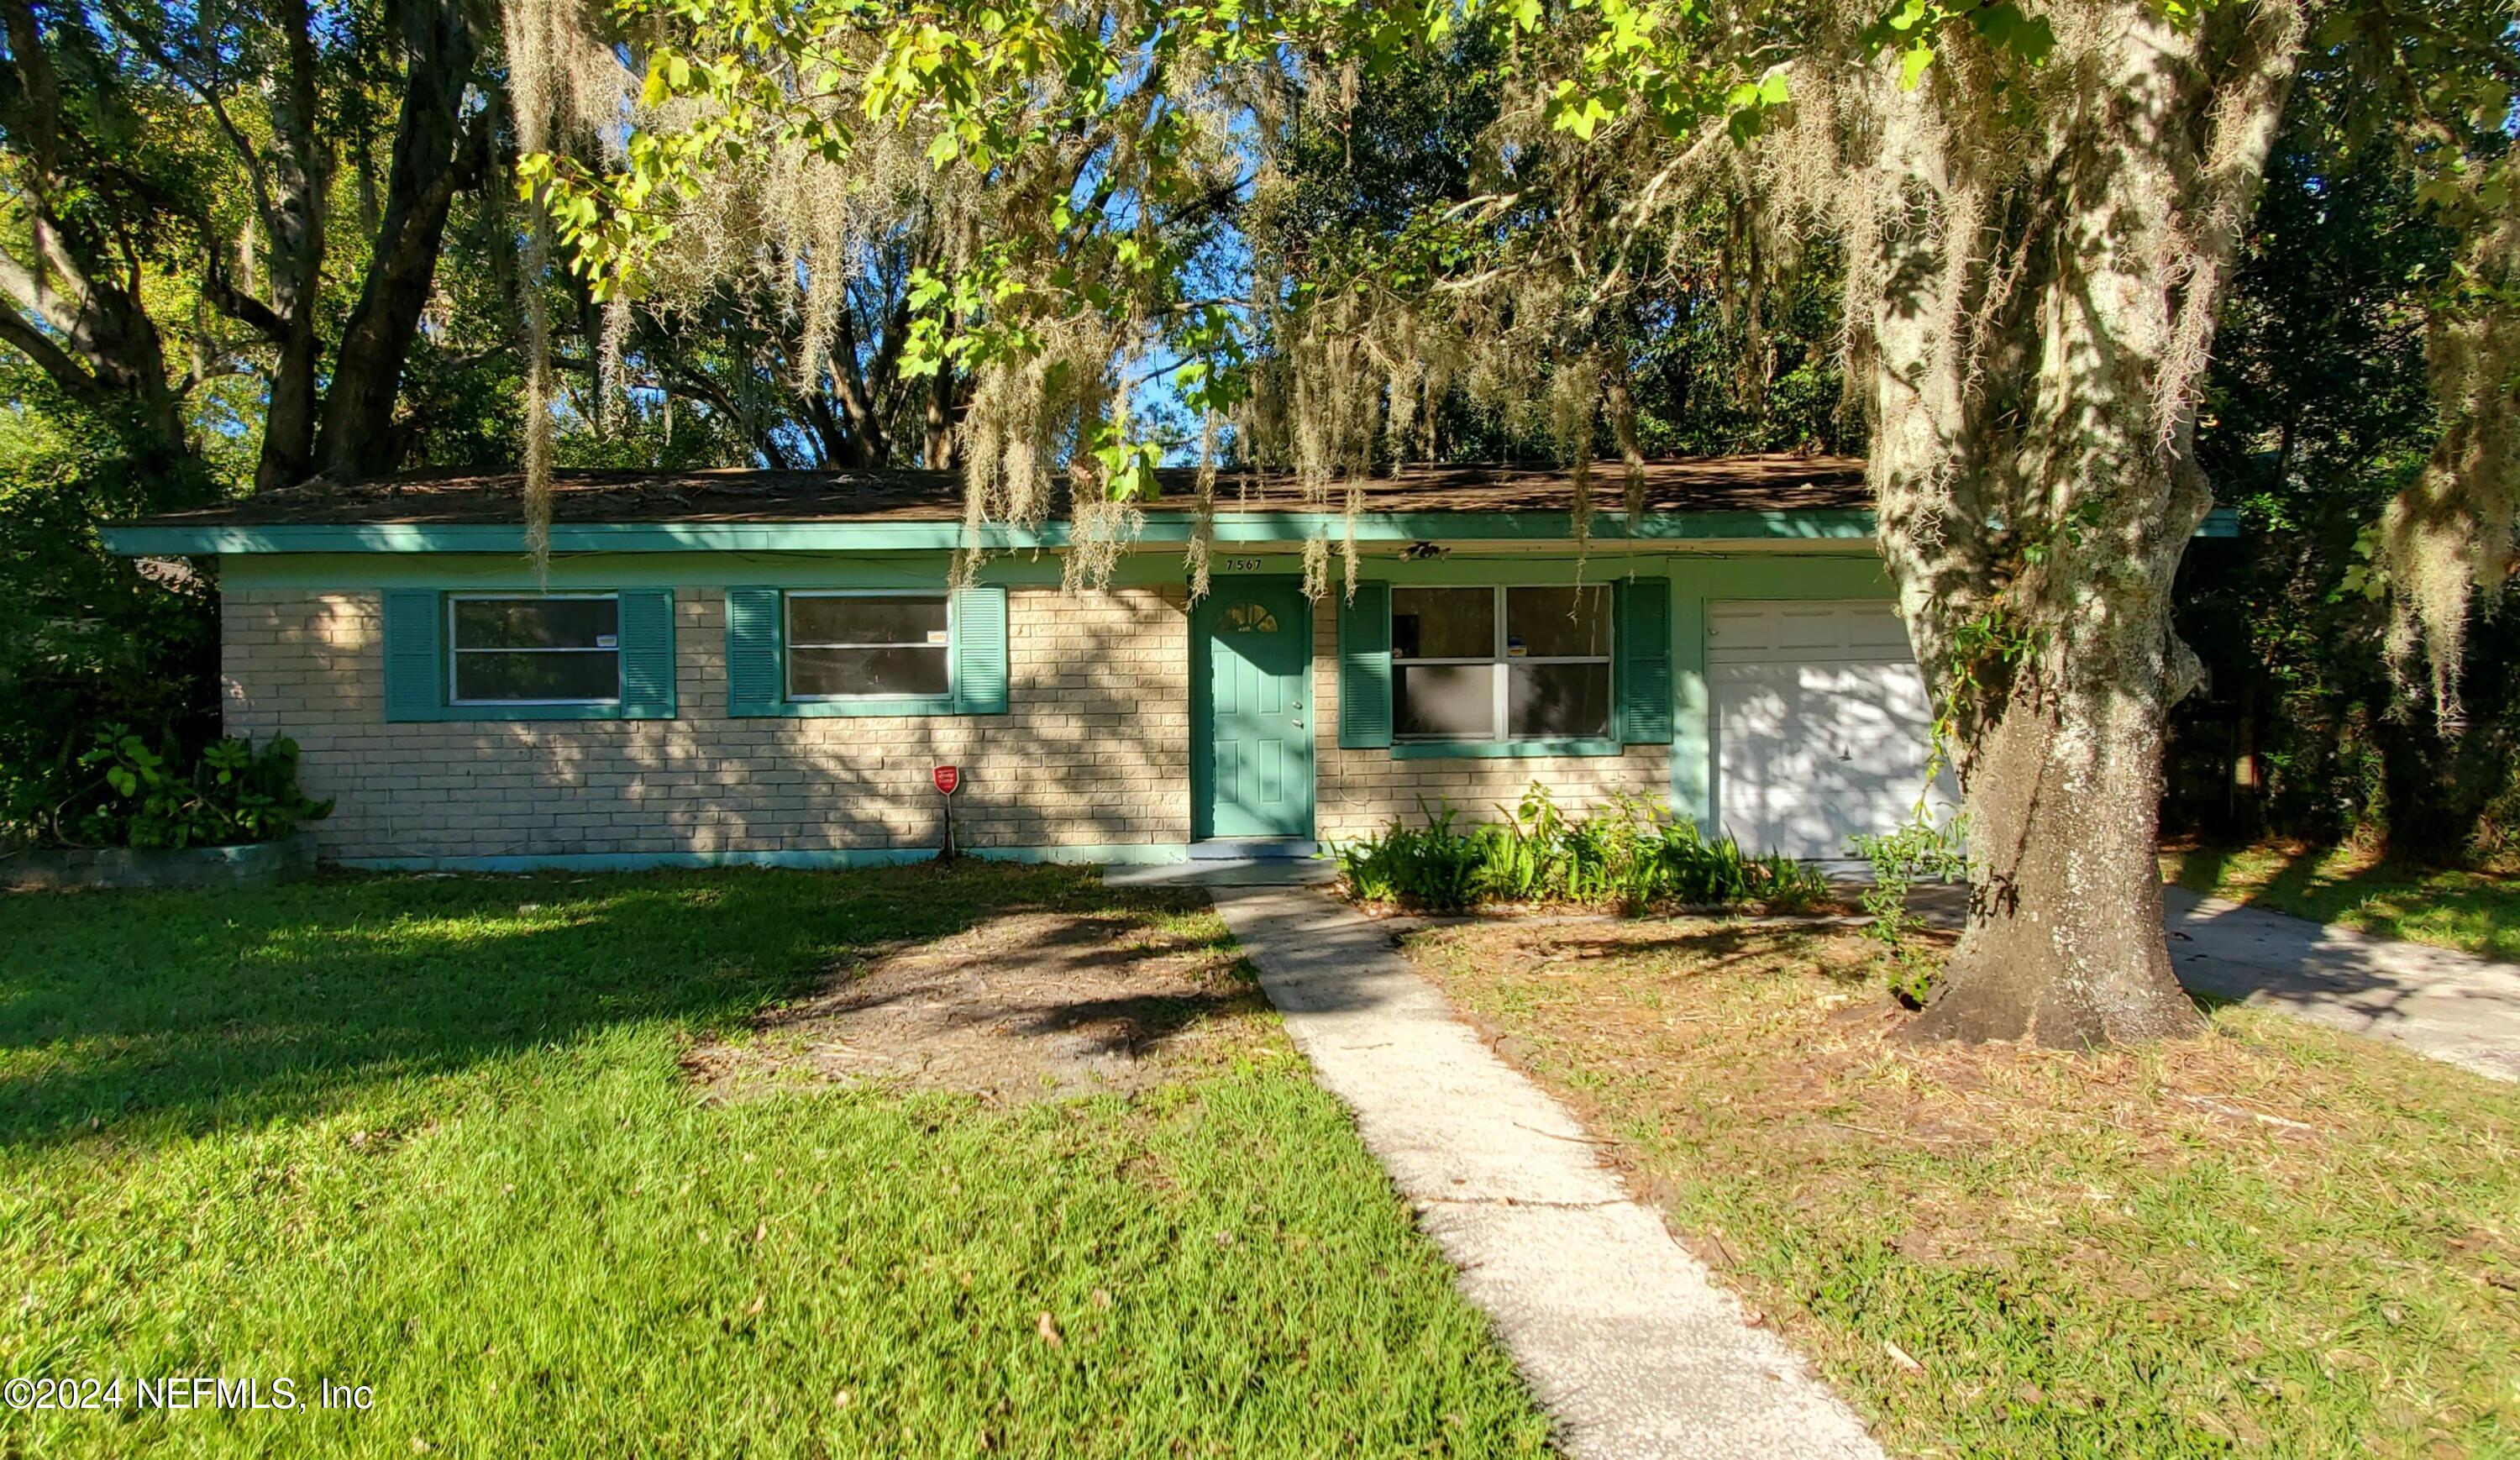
218 549 1727 591
435 701 633 722
755 696 958 719
339 843 1191 874
1666 554 1903 832
217 551 1184 591
108 505 2253 560
995 843 1190 866
1191 577 1316 840
1612 577 1674 746
949 584 1010 715
724 586 784 716
617 588 678 719
1336 581 1393 750
1671 594 1712 827
1219 511 1876 544
106 509 1879 557
1667 555 1895 598
1343 555 1683 586
381 588 444 722
1390 738 1622 760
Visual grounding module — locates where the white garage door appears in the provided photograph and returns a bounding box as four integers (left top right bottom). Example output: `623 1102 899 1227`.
1709 601 1956 859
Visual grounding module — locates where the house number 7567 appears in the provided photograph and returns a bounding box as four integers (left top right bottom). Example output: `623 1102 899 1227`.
1220 557 1263 572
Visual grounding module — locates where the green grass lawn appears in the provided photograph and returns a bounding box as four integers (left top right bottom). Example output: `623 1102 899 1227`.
1404 918 2520 1458
2168 843 2520 962
0 865 1551 1457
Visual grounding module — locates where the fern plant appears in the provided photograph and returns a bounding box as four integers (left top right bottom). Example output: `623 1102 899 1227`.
1333 784 1831 915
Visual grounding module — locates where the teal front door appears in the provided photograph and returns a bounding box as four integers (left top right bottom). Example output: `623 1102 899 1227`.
1193 579 1315 840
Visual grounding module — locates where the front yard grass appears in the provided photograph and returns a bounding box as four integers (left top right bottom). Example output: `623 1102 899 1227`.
2167 842 2520 962
1 864 1551 1457
1403 916 2520 1457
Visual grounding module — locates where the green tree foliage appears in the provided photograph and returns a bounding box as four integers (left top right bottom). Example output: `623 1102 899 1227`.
0 0 502 845
0 378 219 846
2177 23 2519 864
554 0 2512 1045
1247 29 1852 464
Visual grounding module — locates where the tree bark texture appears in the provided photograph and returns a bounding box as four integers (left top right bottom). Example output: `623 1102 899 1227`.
250 0 331 494
1836 0 2305 1044
315 0 485 480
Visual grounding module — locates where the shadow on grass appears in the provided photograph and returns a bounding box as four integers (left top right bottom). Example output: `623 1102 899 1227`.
0 862 1194 1151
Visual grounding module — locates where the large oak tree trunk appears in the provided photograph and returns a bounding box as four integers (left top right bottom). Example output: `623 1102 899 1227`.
316 0 484 480
1915 671 2201 1044
1843 0 2303 1044
249 0 330 495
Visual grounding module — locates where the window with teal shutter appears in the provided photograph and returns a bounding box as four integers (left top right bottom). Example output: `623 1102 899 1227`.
724 584 1005 718
1338 581 1393 748
381 589 444 722
1613 577 1674 745
1303 578 1666 759
381 589 674 722
615 590 677 718
951 585 1009 715
725 587 785 717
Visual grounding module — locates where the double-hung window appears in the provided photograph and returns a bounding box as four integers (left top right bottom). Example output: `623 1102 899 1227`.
784 593 952 701
380 587 674 722
723 584 1009 718
1391 586 1613 742
448 594 622 706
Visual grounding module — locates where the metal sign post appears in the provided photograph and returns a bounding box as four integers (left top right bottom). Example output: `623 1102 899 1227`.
932 764 960 861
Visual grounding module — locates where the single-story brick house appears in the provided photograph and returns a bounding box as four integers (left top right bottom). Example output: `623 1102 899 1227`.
106 453 2161 871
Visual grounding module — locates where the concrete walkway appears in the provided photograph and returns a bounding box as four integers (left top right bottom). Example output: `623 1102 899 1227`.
2166 887 2520 1082
1208 884 1879 1460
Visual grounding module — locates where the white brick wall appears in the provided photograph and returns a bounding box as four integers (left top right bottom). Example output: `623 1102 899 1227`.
223 581 1670 861
223 587 1192 860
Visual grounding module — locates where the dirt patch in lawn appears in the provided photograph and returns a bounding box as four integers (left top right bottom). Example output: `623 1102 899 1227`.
1403 917 2520 1455
685 903 1273 1102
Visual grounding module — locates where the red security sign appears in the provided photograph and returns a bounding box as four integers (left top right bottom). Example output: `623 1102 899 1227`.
932 765 960 796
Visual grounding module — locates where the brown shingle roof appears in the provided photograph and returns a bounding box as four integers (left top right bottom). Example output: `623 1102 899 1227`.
123 454 1868 528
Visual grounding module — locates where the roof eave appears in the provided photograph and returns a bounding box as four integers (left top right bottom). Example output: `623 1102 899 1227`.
100 508 1885 556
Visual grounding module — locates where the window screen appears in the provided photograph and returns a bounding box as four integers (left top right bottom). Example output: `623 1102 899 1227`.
448 596 622 704
1391 586 1610 740
785 593 951 699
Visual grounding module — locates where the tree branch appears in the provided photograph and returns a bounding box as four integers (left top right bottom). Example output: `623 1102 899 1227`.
0 244 81 337
0 302 110 407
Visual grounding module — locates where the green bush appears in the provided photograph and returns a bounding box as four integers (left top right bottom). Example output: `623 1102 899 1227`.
0 393 223 852
38 727 332 850
1336 784 1831 915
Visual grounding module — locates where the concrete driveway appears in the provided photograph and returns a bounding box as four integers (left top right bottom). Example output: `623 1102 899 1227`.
2165 887 2520 1082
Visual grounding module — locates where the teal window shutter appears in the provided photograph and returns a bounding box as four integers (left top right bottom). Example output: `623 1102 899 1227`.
952 585 1010 715
617 589 677 718
1338 581 1392 749
381 589 444 722
725 587 784 717
1614 577 1674 746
